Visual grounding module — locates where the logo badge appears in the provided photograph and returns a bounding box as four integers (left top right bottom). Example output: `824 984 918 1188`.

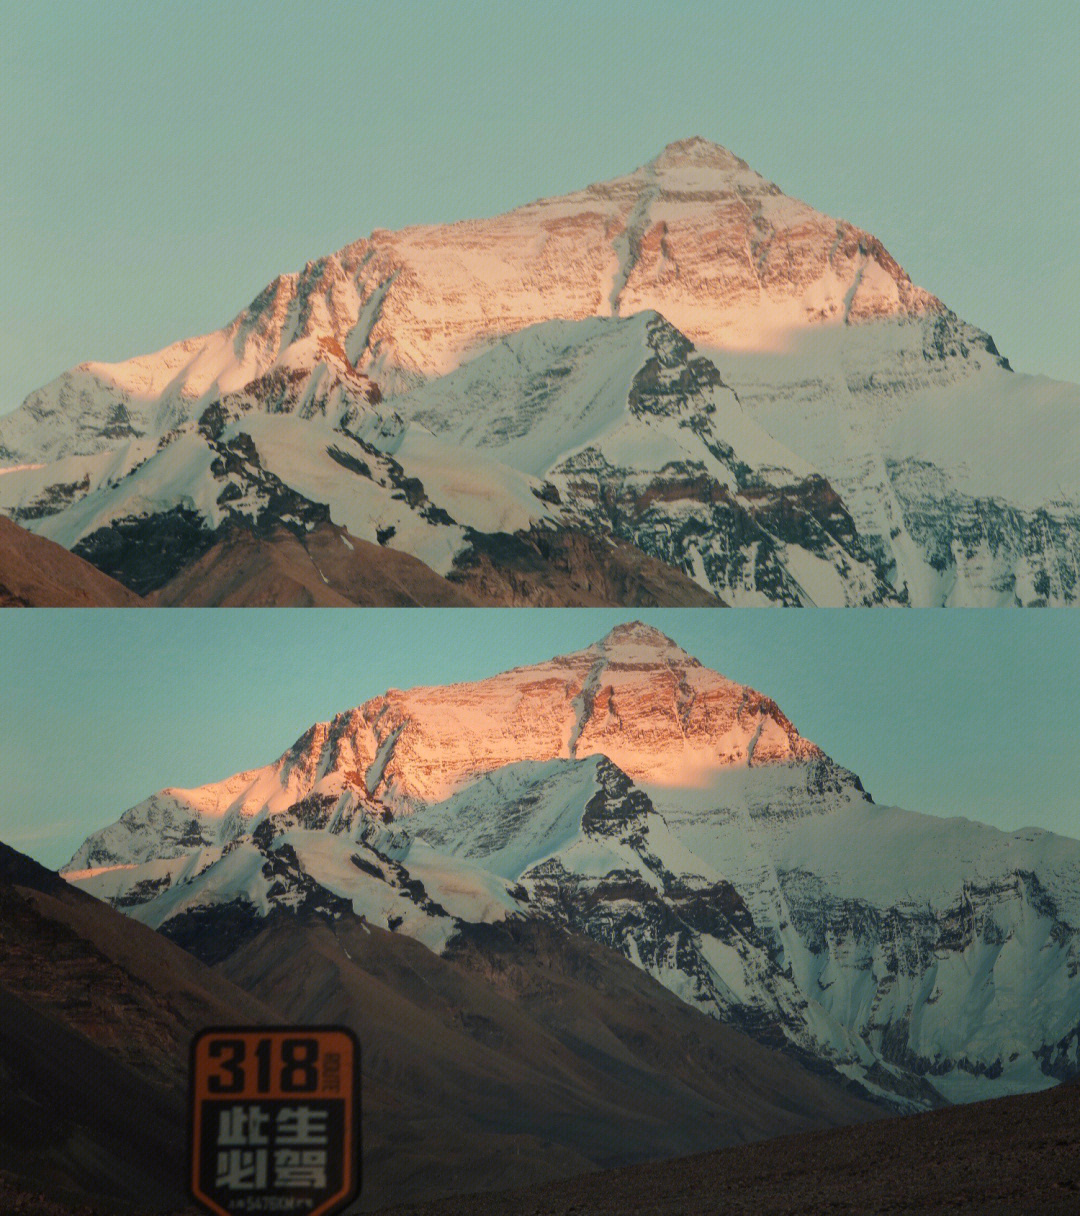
190 1027 360 1216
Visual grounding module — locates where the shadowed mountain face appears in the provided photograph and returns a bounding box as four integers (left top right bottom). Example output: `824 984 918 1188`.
1 840 877 1213
0 840 272 1210
64 624 1080 1109
0 988 187 1213
219 914 880 1211
3 138 1076 605
0 841 272 1091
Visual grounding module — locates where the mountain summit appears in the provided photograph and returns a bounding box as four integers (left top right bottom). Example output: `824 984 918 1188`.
64 628 1080 1108
1 134 955 429
650 134 751 169
589 619 693 655
3 140 1078 605
65 621 840 847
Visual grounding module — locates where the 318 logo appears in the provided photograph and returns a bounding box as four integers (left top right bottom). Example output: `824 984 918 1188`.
189 1027 360 1216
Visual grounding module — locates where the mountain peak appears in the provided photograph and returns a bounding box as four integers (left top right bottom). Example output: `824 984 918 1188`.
649 136 750 175
591 620 693 661
63 622 862 889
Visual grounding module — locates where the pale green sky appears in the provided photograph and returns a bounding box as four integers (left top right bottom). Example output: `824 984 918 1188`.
1 609 1078 868
1 0 1078 417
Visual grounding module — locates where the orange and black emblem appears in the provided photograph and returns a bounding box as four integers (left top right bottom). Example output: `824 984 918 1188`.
189 1027 360 1216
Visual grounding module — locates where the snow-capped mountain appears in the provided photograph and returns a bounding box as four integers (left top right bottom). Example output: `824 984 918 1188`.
4 137 1077 604
64 623 1080 1109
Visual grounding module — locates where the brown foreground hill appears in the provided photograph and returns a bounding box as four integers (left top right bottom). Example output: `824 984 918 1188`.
0 841 270 1210
0 517 144 606
150 521 477 607
217 914 875 1208
2 514 722 606
381 1077 1080 1216
7 839 1078 1215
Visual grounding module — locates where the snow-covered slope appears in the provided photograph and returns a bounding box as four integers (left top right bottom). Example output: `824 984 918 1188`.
719 330 1080 606
0 311 890 603
4 137 1075 604
391 312 896 605
64 623 1080 1108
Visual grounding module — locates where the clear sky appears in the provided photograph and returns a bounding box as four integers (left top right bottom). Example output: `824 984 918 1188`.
1 608 1078 868
1 0 1077 418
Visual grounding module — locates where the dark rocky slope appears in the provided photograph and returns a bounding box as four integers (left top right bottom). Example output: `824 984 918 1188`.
382 1078 1080 1216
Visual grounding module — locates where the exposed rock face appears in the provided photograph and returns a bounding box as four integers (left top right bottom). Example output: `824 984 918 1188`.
448 524 727 607
526 315 899 605
228 134 962 388
2 137 1073 604
63 625 1080 1109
